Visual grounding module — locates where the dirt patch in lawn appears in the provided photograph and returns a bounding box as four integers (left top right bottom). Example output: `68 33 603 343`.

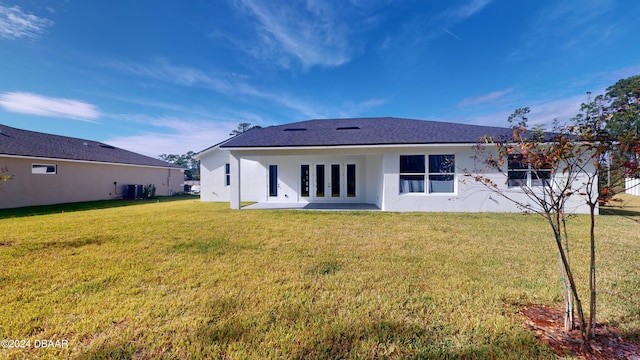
520 304 640 359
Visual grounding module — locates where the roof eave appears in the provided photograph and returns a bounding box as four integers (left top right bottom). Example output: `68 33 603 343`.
0 153 184 170
220 142 485 151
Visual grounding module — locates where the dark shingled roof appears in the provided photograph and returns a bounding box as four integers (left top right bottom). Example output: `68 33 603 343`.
0 124 182 168
220 117 519 148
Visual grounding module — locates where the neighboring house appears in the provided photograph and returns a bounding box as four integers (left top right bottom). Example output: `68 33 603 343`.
0 124 184 209
196 117 595 213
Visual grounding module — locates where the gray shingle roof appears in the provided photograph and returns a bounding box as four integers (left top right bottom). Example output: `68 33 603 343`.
220 117 519 148
0 124 182 168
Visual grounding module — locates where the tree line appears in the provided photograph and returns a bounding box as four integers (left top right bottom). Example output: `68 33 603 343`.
158 122 261 180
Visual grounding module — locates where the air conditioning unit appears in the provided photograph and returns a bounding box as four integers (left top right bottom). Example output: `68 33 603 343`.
123 184 144 199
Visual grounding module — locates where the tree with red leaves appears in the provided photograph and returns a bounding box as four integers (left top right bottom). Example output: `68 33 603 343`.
467 75 640 344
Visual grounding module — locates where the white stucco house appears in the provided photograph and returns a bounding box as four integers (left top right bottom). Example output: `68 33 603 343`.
196 117 596 213
0 124 184 209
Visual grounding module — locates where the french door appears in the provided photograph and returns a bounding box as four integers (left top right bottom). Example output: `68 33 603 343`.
309 163 356 200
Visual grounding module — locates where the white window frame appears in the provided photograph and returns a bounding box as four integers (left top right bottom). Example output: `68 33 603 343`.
507 154 552 188
427 154 456 194
32 163 57 175
224 163 230 186
399 154 456 194
399 155 426 194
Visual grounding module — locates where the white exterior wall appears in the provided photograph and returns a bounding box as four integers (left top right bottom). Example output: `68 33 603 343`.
239 152 375 204
365 154 384 208
199 147 231 202
199 147 383 205
0 156 183 209
198 144 596 214
382 145 595 213
198 148 265 203
626 178 640 196
382 146 505 212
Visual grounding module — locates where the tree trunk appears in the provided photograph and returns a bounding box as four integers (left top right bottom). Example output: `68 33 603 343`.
587 203 597 339
558 251 573 331
560 213 574 330
550 220 587 342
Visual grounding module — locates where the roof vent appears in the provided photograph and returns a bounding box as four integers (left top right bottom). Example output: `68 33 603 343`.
336 126 360 130
284 128 307 131
83 142 89 146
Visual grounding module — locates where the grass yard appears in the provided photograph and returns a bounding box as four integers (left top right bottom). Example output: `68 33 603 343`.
1 196 639 359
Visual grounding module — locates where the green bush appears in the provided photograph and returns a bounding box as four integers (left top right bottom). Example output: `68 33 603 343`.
142 184 156 199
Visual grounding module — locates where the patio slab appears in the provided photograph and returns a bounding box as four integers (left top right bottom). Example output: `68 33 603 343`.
242 202 380 211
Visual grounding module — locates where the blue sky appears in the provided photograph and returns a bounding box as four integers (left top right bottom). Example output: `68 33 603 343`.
1 0 639 157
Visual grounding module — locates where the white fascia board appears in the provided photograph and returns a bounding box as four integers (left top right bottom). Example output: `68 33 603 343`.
221 143 480 151
194 145 224 159
0 154 184 171
194 137 236 159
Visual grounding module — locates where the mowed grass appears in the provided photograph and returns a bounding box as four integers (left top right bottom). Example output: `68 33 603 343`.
1 197 639 359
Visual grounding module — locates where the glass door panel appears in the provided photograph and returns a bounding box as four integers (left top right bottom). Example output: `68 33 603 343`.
301 164 310 198
331 164 340 197
315 164 325 198
347 164 356 198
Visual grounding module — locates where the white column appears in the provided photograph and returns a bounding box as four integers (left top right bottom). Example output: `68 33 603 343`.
230 151 241 209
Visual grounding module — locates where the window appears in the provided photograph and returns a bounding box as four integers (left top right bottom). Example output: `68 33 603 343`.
507 154 552 187
268 165 278 197
399 155 425 193
507 154 527 187
32 164 56 175
428 154 455 193
400 155 456 194
224 163 230 186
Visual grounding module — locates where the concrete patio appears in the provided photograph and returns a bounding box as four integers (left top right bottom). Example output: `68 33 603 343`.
241 202 380 211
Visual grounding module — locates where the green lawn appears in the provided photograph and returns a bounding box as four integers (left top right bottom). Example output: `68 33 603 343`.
1 197 639 359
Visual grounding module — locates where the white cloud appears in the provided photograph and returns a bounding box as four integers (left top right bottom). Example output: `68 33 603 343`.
108 58 386 119
459 65 640 129
0 5 53 40
384 0 493 54
232 0 352 69
458 88 514 107
442 0 493 22
0 92 101 121
105 117 239 157
524 0 614 51
463 93 587 129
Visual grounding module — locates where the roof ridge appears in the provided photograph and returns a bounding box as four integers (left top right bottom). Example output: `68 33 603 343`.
0 123 117 147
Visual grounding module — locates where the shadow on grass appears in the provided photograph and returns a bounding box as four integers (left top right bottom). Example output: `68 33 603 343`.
0 195 199 220
21 234 116 255
600 206 640 217
600 203 640 223
195 298 551 359
600 195 640 219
